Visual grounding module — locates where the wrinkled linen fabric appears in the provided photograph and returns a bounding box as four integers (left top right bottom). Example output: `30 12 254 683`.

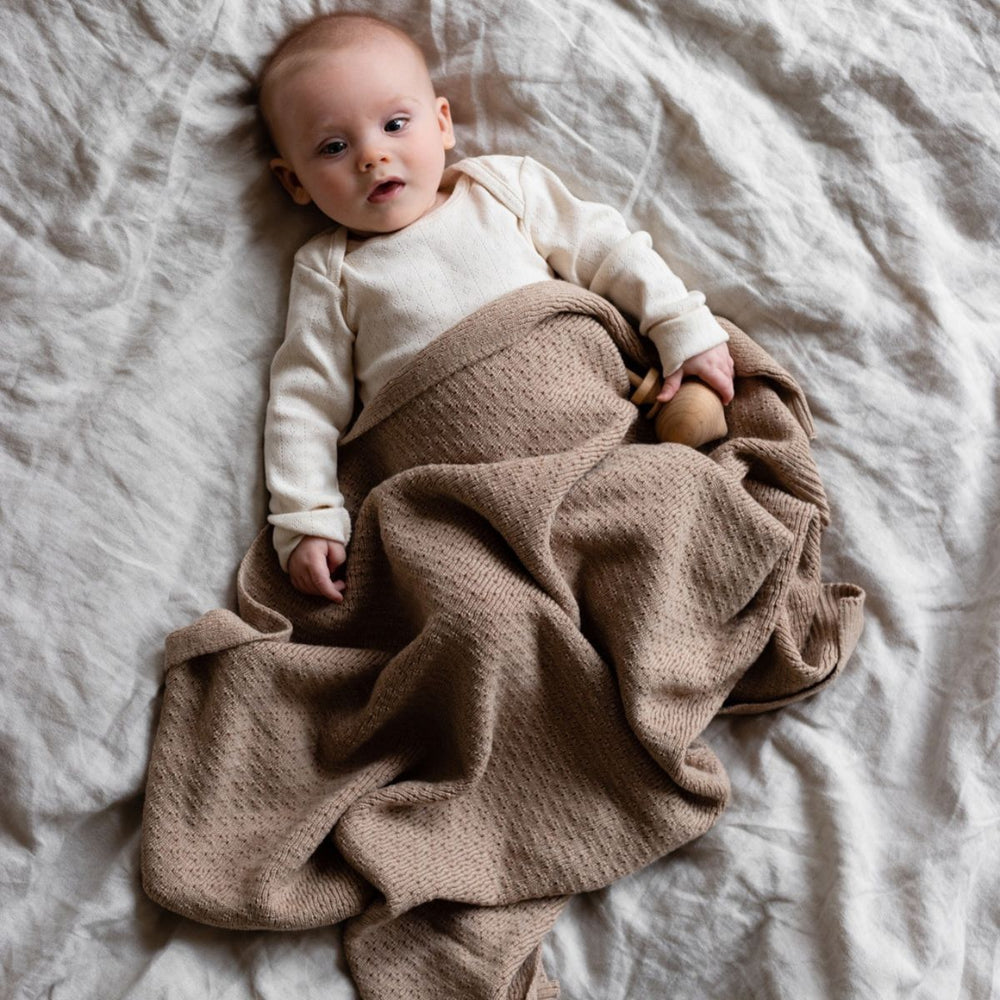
1 0 998 998
140 281 862 999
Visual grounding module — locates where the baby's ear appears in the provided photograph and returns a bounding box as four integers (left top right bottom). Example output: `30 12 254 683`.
436 97 456 151
270 158 312 205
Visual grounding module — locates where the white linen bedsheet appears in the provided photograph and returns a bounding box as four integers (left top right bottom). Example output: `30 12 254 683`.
2 0 997 998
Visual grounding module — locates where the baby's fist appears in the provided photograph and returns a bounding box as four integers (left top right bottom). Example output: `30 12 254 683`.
657 342 735 405
288 536 347 602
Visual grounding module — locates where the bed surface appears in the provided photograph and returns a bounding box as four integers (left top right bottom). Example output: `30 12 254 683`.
2 0 998 997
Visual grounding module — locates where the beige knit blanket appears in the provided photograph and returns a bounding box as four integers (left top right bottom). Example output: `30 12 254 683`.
141 280 864 1000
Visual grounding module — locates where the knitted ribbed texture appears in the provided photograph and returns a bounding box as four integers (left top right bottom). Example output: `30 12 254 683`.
141 280 864 999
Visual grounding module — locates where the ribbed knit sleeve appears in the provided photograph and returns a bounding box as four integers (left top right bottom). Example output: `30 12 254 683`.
264 246 355 571
513 156 728 375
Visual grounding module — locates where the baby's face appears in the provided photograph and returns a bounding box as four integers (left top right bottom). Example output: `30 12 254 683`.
267 37 455 238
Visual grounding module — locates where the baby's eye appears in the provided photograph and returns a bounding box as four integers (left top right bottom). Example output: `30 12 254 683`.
384 117 408 134
320 140 347 156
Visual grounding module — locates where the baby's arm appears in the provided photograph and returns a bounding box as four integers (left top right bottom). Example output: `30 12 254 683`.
265 244 356 594
510 156 733 401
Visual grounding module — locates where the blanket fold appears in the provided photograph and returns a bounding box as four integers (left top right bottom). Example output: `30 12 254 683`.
141 280 863 1000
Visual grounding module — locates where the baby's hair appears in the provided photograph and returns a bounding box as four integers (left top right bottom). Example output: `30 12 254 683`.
256 11 429 153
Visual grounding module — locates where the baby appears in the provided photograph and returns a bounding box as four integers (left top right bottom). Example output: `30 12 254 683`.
259 12 735 602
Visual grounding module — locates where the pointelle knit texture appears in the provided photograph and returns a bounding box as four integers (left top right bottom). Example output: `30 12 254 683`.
141 280 864 1000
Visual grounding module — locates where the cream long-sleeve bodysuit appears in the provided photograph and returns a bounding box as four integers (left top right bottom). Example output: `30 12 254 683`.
265 154 729 569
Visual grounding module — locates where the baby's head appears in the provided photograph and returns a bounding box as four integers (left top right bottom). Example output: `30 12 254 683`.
258 13 455 238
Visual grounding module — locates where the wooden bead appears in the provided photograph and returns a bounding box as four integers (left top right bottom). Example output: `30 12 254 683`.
628 367 663 406
653 380 728 448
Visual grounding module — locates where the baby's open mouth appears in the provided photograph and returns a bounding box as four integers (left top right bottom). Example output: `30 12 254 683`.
367 180 404 203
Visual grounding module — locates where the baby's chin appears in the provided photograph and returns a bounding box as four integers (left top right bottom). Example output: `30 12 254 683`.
326 176 450 238
342 221 408 241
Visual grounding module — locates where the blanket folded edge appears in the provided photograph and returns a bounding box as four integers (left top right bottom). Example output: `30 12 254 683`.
720 582 865 715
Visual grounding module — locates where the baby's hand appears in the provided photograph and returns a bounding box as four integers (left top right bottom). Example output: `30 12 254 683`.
656 342 735 405
288 536 347 602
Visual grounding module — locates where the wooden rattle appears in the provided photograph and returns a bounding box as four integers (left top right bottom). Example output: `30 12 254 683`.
627 366 728 448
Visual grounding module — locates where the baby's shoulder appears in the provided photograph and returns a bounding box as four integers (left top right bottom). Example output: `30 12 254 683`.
452 154 529 215
292 227 346 279
452 154 569 217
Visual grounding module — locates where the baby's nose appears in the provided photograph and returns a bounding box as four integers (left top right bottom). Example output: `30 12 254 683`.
358 148 389 171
